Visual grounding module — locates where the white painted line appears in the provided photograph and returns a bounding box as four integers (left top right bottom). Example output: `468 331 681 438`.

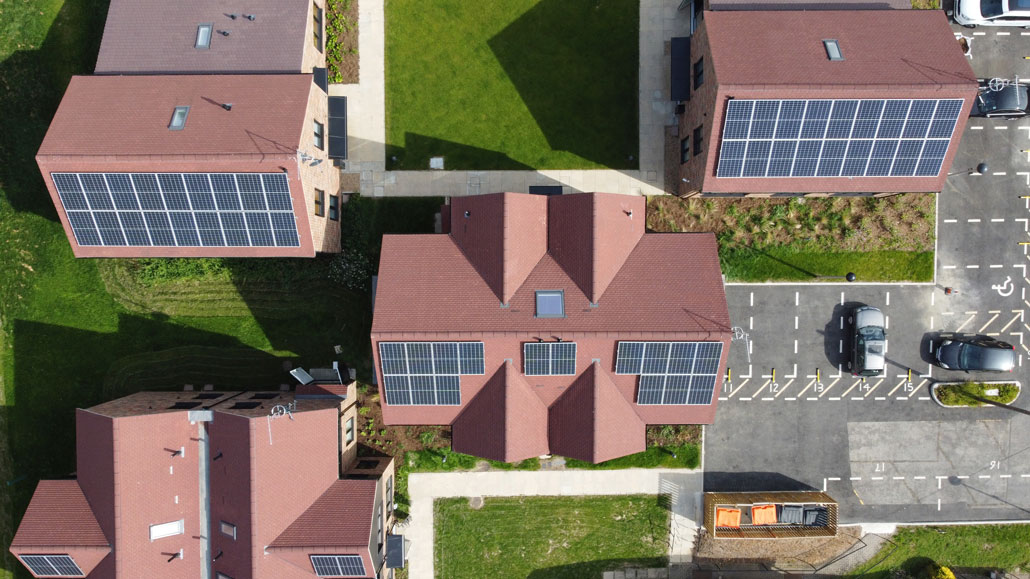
1000 474 1012 479
850 477 862 481
1022 474 1030 478
998 31 1011 35
943 265 957 269
973 31 986 35
886 291 890 306
740 397 752 401
1022 31 1030 35
995 125 1009 129
993 172 1008 176
828 477 841 481
968 218 981 223
957 475 970 479
892 476 905 480
749 316 753 330
829 397 841 400
718 397 728 401
871 477 884 481
914 476 926 480
938 498 941 511
943 219 958 223
785 397 797 401
991 264 1005 268
794 340 798 354
896 396 908 400
750 292 753 307
806 397 818 401
967 265 980 269
851 396 864 401
979 475 992 479
918 396 930 400
761 397 774 401
970 126 985 130
795 291 799 306
840 292 844 306
794 316 798 330
991 218 1005 223
874 396 886 400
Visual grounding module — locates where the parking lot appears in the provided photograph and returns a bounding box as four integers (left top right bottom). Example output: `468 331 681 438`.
705 20 1030 524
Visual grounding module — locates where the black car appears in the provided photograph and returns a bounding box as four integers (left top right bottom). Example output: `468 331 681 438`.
935 336 1016 372
971 82 1029 118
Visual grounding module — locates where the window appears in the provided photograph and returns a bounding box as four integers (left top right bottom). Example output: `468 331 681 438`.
311 555 365 577
169 106 190 131
19 555 83 577
220 521 236 540
823 39 844 61
345 417 355 444
313 2 324 53
150 519 184 541
524 342 577 376
693 125 704 155
314 189 325 217
196 24 212 49
216 573 234 579
535 290 564 318
680 137 690 164
328 194 339 221
314 120 325 150
377 504 384 550
386 475 394 512
693 58 704 89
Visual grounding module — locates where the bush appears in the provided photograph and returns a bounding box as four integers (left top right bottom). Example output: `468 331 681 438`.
328 247 374 291
925 564 956 579
936 381 1019 407
131 258 231 286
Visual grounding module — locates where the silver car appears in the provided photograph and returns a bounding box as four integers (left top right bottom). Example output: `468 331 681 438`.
848 306 886 377
954 0 1030 28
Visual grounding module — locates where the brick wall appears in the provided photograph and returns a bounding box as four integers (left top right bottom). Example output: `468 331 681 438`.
678 17 717 196
301 0 328 73
300 82 342 252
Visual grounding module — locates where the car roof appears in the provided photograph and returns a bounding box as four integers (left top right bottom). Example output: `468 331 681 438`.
855 306 885 329
976 83 1028 113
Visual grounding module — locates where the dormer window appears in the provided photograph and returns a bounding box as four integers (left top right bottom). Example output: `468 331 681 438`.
196 24 213 49
823 39 843 61
535 290 564 318
168 106 189 131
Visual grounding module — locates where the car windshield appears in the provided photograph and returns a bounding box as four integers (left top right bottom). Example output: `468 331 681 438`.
983 0 1003 17
859 326 885 341
978 85 1027 113
958 343 1010 369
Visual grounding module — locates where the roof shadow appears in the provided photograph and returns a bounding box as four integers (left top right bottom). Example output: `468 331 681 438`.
486 0 639 170
387 132 534 171
0 0 111 219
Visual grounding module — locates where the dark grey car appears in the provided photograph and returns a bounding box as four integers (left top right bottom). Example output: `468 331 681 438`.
935 336 1016 372
848 306 886 377
972 82 1029 118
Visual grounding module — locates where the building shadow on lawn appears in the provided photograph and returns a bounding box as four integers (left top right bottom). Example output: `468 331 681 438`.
487 0 639 171
0 0 111 218
5 315 287 574
386 132 534 172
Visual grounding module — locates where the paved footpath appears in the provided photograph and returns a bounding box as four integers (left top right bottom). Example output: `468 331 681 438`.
402 468 702 579
330 0 687 197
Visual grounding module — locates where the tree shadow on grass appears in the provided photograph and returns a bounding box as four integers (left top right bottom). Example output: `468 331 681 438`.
0 0 110 218
487 0 639 170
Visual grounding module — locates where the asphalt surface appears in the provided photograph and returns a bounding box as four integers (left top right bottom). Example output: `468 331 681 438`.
704 23 1030 523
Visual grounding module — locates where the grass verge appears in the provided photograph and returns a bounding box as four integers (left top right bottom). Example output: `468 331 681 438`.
385 0 638 170
849 525 1030 577
934 381 1020 407
435 495 669 579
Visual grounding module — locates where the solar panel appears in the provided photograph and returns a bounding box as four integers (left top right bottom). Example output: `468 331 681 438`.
19 555 84 577
378 342 485 406
310 554 365 577
716 99 962 179
523 342 577 376
52 173 299 248
615 341 724 405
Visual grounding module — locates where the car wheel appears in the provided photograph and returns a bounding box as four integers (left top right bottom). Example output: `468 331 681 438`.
847 317 853 324
846 361 853 369
963 23 977 28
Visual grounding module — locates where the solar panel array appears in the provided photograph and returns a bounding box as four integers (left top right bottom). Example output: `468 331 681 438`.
19 555 83 577
716 99 963 179
52 173 300 247
523 342 577 376
379 342 485 405
310 555 365 577
616 342 723 405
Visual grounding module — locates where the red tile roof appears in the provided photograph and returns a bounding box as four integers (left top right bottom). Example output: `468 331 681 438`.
709 0 912 8
371 193 732 463
269 479 377 548
452 361 550 462
37 75 313 159
11 480 109 548
95 0 313 74
706 10 975 90
549 363 646 463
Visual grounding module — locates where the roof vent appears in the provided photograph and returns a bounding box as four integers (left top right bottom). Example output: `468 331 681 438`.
221 102 232 111
823 39 844 61
245 14 256 20
168 106 190 130
218 29 230 37
195 24 212 49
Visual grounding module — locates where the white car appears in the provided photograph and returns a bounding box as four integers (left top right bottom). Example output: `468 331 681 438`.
953 0 1030 27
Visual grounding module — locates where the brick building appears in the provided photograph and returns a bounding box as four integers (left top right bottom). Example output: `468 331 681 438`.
10 387 398 579
675 10 978 196
370 192 732 464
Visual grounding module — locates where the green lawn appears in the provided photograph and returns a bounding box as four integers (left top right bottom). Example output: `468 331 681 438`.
850 525 1030 577
435 495 669 579
385 0 639 170
719 247 934 283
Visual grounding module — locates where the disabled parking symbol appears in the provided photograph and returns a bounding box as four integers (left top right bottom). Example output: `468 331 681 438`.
992 276 1014 297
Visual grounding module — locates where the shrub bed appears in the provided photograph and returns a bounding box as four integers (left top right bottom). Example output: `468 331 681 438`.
934 381 1020 407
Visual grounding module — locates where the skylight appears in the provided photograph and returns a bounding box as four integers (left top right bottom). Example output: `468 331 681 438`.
168 106 190 131
823 39 843 61
535 290 564 318
196 24 213 49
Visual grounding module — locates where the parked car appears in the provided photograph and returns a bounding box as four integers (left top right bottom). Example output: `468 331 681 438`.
935 336 1015 372
971 81 1029 118
953 0 1030 28
848 306 885 377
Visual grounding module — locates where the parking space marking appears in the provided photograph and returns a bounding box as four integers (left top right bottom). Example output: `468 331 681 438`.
748 379 771 399
991 264 1005 268
967 265 980 269
1000 311 1024 333
970 126 984 130
979 312 1000 333
863 378 884 398
726 378 748 398
955 313 977 332
819 376 841 398
944 219 958 223
973 31 986 35
840 379 862 399
887 378 907 397
995 125 1009 129
968 218 981 223
998 31 1011 35
993 172 1008 176
943 265 957 269
992 218 1005 223
909 379 929 398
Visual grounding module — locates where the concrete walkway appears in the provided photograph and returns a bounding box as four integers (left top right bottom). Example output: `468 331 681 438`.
401 468 702 579
329 0 687 197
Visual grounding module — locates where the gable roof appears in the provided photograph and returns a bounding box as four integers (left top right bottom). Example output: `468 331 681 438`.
548 363 646 463
11 480 109 548
37 74 313 159
269 479 377 549
372 193 730 337
706 10 976 91
451 361 551 462
95 0 313 74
